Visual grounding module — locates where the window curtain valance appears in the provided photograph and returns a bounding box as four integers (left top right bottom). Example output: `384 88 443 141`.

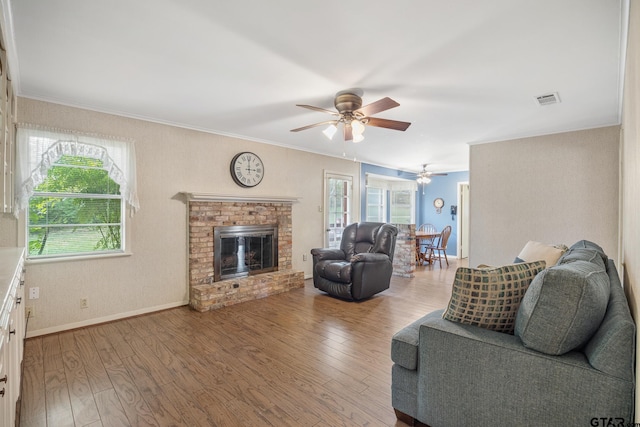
15 124 139 216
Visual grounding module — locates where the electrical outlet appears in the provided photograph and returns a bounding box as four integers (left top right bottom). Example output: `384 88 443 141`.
80 298 88 309
28 287 39 299
303 254 308 261
26 306 35 318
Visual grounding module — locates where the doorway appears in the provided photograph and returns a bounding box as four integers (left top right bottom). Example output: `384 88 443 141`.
324 172 353 249
457 182 470 259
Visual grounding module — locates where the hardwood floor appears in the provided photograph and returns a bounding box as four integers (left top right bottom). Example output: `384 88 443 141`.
20 259 464 427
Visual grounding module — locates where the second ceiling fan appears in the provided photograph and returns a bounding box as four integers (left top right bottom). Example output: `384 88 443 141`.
416 164 448 184
291 89 411 142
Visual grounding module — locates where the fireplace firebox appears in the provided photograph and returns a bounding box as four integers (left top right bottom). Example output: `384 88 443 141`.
214 224 278 281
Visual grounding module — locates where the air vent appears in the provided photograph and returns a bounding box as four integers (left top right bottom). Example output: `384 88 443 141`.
535 92 560 106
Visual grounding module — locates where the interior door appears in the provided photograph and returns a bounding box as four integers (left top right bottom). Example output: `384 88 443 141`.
458 182 470 258
324 173 353 248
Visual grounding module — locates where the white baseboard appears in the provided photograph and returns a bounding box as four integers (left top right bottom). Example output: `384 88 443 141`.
25 300 189 338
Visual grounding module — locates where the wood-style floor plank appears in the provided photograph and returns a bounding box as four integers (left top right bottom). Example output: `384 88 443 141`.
61 349 101 426
94 388 130 427
20 338 46 427
44 369 75 427
105 364 159 427
21 261 462 426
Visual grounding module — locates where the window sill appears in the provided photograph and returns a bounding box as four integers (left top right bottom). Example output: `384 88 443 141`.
25 251 133 265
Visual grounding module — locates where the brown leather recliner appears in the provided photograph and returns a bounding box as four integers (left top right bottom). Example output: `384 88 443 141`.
311 222 398 301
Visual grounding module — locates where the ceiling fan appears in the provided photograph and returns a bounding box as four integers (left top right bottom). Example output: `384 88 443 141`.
416 164 448 184
290 89 411 143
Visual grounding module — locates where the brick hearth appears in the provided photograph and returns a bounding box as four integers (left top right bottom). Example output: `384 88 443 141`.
186 193 304 312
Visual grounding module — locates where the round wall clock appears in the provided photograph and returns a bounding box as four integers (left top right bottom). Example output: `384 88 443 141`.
434 197 444 214
230 152 264 187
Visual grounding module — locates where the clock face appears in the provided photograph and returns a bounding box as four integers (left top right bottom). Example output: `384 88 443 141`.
434 198 444 208
230 152 264 187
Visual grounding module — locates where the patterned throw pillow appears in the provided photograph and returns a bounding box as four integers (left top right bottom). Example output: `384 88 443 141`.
443 261 547 334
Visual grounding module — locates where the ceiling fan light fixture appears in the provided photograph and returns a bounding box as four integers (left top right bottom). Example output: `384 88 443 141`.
417 175 431 184
291 90 410 143
322 124 338 140
351 119 365 136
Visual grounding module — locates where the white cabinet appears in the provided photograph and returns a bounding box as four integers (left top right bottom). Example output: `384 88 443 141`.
0 22 16 213
0 248 25 426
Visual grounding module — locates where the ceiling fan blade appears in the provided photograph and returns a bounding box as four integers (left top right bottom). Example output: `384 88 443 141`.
344 123 353 141
356 97 400 117
296 104 339 115
366 117 411 131
290 120 338 132
429 173 448 176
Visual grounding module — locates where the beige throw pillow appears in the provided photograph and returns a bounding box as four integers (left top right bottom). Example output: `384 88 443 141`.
515 240 567 268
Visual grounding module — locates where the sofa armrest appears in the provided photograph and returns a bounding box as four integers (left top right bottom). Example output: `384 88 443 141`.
415 313 634 426
310 248 345 261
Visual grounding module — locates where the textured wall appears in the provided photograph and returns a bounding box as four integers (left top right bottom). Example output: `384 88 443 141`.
9 98 359 336
621 0 640 419
469 126 620 267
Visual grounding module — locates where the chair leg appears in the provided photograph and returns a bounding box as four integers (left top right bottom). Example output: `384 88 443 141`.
443 251 449 266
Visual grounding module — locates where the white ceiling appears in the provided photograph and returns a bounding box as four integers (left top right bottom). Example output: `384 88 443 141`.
1 0 628 173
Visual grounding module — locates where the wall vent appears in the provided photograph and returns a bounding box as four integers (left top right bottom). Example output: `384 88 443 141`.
535 92 561 106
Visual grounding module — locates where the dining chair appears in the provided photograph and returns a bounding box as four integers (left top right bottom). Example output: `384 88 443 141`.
427 225 452 268
416 223 437 264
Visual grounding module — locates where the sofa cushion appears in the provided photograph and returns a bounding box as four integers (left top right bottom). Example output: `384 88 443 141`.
557 247 606 270
515 260 610 355
442 261 546 334
314 260 352 284
514 240 567 268
569 240 608 263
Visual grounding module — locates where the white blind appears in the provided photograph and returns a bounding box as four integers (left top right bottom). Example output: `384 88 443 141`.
366 176 391 190
366 174 417 192
389 180 418 192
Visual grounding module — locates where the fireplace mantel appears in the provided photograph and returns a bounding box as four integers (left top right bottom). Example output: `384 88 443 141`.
183 192 300 204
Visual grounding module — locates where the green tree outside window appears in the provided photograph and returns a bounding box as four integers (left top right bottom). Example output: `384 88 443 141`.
28 155 123 257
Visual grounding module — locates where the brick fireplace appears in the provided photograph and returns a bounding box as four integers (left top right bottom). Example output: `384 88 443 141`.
185 193 304 312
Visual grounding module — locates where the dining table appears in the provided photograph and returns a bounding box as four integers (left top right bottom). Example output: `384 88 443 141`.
415 230 441 265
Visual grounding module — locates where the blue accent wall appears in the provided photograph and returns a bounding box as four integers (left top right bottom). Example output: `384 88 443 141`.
360 164 468 257
416 171 469 257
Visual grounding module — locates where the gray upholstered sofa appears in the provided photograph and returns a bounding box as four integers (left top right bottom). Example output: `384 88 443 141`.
391 240 635 426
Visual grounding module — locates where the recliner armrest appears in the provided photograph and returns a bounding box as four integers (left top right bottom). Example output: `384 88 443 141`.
351 252 391 263
310 248 346 261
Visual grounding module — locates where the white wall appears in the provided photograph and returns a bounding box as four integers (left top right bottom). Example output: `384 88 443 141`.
2 98 360 336
469 126 620 267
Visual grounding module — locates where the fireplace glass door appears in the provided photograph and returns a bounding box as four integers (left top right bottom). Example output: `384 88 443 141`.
214 225 278 281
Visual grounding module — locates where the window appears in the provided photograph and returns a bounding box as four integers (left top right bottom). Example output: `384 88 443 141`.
366 187 386 222
390 189 415 224
28 155 123 257
15 126 139 259
365 173 416 224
